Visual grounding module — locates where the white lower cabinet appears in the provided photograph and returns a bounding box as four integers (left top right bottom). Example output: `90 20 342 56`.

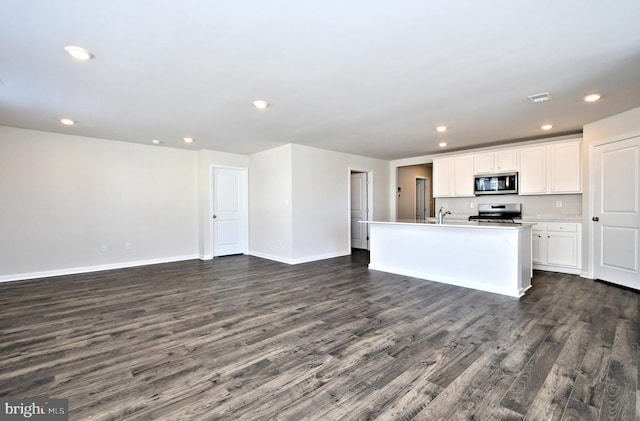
531 222 581 274
532 225 544 263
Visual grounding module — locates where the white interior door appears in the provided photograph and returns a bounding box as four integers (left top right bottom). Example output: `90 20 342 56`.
593 136 640 289
351 172 368 250
213 168 246 257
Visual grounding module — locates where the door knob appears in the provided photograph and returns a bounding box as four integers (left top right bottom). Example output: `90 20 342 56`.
213 215 217 219
592 217 599 222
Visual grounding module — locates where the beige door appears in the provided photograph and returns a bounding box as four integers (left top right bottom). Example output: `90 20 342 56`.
213 168 246 257
350 172 368 250
593 136 640 289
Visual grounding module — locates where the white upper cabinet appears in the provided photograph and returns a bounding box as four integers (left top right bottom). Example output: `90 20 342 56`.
496 150 518 172
549 142 582 193
519 140 582 195
433 157 453 197
474 153 494 174
433 155 475 197
519 146 547 194
432 138 582 198
474 149 518 174
453 155 475 196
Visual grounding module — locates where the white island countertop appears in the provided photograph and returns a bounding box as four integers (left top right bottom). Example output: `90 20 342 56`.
360 219 533 298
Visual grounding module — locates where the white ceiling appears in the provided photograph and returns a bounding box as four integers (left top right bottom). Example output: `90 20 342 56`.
1 1 639 160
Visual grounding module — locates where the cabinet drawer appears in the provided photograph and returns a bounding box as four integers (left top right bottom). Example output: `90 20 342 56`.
546 223 578 233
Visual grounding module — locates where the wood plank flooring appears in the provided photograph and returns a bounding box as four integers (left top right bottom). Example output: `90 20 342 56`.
0 250 637 420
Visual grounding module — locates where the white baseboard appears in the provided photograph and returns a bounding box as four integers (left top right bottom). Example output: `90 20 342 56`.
248 250 351 265
533 264 582 275
2 250 355 283
0 254 200 283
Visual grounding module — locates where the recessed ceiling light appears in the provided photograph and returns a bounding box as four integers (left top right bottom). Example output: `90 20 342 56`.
152 139 161 145
60 118 75 126
541 124 553 131
183 137 194 144
584 94 601 103
64 46 94 61
253 100 269 110
436 126 447 133
438 142 448 148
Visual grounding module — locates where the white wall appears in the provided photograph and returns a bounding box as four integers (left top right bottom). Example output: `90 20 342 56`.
582 105 640 277
583 106 640 143
291 144 390 262
0 126 199 281
1 127 392 280
248 144 294 261
248 143 390 264
197 150 250 259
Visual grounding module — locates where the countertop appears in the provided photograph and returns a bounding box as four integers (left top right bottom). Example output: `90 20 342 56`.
360 219 535 230
521 215 582 223
442 212 582 223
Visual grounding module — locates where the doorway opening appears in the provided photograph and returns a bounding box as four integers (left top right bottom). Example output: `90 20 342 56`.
397 164 433 219
350 170 372 250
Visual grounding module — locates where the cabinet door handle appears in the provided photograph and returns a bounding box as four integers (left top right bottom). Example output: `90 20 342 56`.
592 217 599 222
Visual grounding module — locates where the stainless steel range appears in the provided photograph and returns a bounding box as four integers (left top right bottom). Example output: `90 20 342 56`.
469 203 522 223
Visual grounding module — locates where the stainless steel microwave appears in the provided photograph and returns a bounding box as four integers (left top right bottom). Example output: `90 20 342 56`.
474 172 518 195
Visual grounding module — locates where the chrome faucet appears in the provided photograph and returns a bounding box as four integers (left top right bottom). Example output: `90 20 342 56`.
438 207 451 224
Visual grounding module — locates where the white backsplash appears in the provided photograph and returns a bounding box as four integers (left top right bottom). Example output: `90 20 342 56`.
435 194 582 221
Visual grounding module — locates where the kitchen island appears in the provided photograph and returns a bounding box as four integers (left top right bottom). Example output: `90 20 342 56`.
361 219 534 298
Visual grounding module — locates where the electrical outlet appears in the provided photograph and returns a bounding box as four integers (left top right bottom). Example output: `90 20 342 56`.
556 200 562 208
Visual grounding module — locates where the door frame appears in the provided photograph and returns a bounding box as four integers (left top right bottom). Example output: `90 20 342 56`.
348 168 373 251
587 130 640 279
207 165 249 259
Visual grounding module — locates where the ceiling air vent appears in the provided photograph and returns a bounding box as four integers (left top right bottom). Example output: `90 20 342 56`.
527 92 552 104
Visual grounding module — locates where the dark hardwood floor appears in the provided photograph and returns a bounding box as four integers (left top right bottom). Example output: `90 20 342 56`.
0 250 637 420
